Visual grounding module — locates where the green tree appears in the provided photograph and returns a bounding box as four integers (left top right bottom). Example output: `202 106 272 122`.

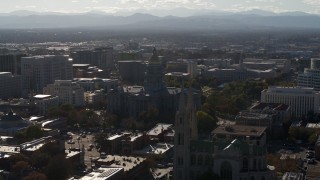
197 111 218 133
23 171 47 180
44 155 72 180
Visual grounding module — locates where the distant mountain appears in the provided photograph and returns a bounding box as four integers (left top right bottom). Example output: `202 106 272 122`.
238 9 276 16
0 10 320 30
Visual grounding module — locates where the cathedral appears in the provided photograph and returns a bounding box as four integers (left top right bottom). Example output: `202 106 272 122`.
107 48 201 119
174 89 276 180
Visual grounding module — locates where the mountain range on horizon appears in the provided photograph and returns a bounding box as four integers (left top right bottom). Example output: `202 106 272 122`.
1 8 317 17
0 8 320 30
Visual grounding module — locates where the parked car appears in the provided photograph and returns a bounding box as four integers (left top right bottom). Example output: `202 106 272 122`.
67 140 75 144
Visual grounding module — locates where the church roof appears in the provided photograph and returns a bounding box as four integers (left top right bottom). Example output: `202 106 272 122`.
0 110 30 130
0 110 23 122
190 139 266 156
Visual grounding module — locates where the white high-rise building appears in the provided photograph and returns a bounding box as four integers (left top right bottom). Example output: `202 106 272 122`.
298 69 320 90
298 58 320 91
43 80 85 107
21 55 73 94
261 86 320 118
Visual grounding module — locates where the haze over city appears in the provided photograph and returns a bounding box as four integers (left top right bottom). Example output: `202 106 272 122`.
1 0 320 16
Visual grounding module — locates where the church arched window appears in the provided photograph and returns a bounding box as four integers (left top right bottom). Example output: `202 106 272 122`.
197 155 203 166
243 157 248 171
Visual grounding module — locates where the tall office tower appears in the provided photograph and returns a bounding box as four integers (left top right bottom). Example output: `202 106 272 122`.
118 60 146 85
144 48 166 93
43 80 85 107
21 55 73 94
0 72 22 99
71 47 114 70
298 58 320 90
0 53 26 75
261 86 320 118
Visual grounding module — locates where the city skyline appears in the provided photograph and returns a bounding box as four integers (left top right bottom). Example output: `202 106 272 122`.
1 0 320 16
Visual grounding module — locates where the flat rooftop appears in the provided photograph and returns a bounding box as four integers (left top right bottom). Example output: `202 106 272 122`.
96 155 145 172
33 94 52 99
80 167 123 180
133 143 173 156
73 64 90 67
250 102 289 111
147 123 173 136
0 146 20 154
212 125 267 137
107 134 124 141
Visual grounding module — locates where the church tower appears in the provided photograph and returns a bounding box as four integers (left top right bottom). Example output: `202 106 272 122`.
173 87 198 180
144 48 166 93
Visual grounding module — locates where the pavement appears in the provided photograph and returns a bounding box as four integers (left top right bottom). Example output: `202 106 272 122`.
65 133 100 167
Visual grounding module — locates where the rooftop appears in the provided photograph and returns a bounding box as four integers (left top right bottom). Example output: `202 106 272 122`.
306 123 320 129
250 102 289 111
147 123 173 136
0 146 20 154
282 172 304 180
80 167 123 180
212 125 267 137
263 86 317 94
107 134 125 141
96 155 145 172
33 94 52 99
133 143 173 156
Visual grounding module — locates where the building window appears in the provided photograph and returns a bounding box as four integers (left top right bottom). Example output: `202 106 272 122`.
197 155 203 166
253 159 257 170
178 133 184 145
220 161 232 180
205 155 210 166
178 157 184 165
243 158 248 171
191 154 196 165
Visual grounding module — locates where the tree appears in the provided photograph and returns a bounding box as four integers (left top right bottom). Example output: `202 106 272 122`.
8 154 30 169
197 111 218 133
12 161 31 178
14 125 44 142
23 171 47 180
44 155 72 180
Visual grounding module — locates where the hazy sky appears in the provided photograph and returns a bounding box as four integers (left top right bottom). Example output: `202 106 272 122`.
2 0 320 14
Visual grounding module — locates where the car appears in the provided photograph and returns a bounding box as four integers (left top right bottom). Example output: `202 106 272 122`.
307 159 316 164
87 147 92 151
67 140 75 144
89 144 94 148
82 134 86 138
77 136 81 140
100 152 106 159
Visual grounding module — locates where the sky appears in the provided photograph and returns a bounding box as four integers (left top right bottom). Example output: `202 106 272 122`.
2 0 320 15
